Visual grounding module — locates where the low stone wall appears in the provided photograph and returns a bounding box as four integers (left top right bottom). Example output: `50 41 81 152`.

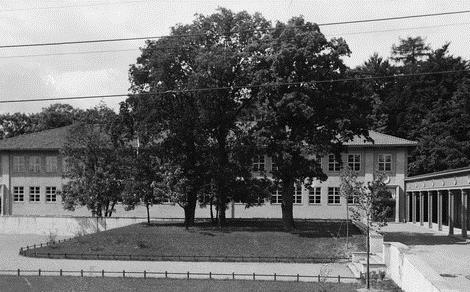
0 216 148 236
383 242 456 292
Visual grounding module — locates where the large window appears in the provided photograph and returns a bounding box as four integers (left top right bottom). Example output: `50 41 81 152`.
252 155 265 172
29 156 41 173
294 184 302 204
271 188 282 204
29 186 40 202
46 186 57 202
347 154 361 171
46 156 58 173
13 186 24 202
328 155 341 172
308 187 321 204
13 156 25 172
378 154 392 171
328 187 340 204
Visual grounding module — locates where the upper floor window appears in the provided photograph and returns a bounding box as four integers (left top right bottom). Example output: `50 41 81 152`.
271 158 278 172
13 156 25 172
46 156 58 173
378 154 392 171
308 187 321 204
328 187 340 204
294 184 302 204
29 156 41 173
328 155 341 172
13 186 24 202
271 188 282 204
253 155 265 172
29 186 40 202
46 186 57 202
347 154 361 171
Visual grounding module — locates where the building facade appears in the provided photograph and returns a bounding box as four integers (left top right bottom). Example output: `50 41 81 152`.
0 126 416 220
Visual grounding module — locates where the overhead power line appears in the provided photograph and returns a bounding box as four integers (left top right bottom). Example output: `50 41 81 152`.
0 0 151 13
2 21 470 59
1 10 469 49
1 69 469 104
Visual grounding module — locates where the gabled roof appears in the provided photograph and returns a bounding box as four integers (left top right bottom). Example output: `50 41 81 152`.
345 130 417 147
0 126 71 151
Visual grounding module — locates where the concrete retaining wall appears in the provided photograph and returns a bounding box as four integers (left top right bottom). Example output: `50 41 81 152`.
383 242 456 292
0 216 148 236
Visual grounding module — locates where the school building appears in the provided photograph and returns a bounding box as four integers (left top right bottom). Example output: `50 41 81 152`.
0 126 417 221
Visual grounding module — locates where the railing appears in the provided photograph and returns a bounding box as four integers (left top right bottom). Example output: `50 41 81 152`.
0 268 357 283
19 248 350 263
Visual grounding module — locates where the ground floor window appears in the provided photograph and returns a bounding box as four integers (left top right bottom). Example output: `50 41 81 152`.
13 186 24 202
29 186 40 202
328 187 340 204
294 184 302 204
46 186 57 202
309 187 321 204
271 188 282 204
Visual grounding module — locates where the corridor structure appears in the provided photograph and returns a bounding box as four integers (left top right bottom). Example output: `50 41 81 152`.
405 167 470 238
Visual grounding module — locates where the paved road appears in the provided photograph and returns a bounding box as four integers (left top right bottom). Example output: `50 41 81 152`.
0 234 355 282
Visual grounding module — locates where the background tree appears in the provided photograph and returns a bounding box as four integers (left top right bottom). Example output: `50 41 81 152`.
253 17 371 229
60 105 126 217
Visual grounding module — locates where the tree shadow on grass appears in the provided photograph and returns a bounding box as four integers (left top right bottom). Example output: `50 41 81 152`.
143 219 363 238
382 231 465 245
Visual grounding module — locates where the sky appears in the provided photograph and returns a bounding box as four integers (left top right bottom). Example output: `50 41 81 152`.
1 0 469 114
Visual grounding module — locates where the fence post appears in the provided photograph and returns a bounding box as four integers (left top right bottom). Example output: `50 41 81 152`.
253 273 255 280
318 274 320 282
102 270 104 277
38 269 41 276
143 270 146 279
297 274 299 282
338 275 340 283
123 270 125 278
209 272 211 279
60 269 62 276
17 269 20 277
165 271 167 278
274 273 276 281
187 272 190 279
232 272 235 280
80 270 83 277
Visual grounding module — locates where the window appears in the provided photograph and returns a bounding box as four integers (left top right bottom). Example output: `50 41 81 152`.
253 155 265 172
46 156 58 173
328 155 341 172
29 186 40 202
271 188 282 204
294 184 302 204
347 154 361 171
46 186 57 202
328 187 340 204
271 158 278 172
13 187 24 202
309 187 321 204
378 154 392 171
29 156 41 173
13 156 25 172
347 194 358 204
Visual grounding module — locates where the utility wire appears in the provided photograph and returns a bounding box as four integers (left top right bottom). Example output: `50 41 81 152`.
1 10 469 49
0 0 152 13
2 21 470 59
1 69 469 104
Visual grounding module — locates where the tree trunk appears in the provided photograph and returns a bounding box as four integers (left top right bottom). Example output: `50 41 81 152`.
184 196 197 230
209 199 215 224
218 203 226 228
281 179 295 230
146 203 150 225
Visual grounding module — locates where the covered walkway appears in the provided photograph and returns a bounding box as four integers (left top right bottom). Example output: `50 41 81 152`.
405 167 470 238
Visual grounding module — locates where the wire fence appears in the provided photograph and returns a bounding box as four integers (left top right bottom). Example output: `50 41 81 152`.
0 268 357 283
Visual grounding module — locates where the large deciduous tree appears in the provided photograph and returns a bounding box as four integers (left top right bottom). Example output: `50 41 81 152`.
253 17 370 229
125 8 272 226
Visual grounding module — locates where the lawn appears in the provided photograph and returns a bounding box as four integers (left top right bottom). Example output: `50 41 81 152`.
23 220 366 262
0 276 402 292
